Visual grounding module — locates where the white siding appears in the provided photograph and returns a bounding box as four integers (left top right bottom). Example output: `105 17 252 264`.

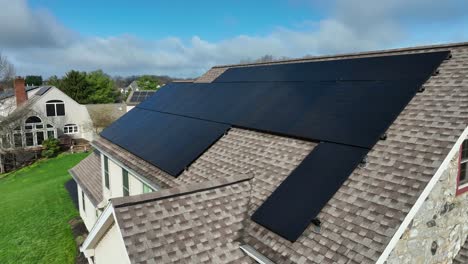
94 224 130 264
30 88 94 141
129 173 144 195
101 153 153 201
108 158 124 198
77 184 98 231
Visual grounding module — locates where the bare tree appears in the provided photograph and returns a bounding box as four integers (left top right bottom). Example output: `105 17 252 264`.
0 52 16 118
0 52 15 89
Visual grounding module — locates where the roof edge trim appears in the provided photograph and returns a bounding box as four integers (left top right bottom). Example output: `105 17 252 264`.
81 202 115 251
211 41 465 69
377 124 468 264
69 168 100 207
111 173 253 208
91 139 162 191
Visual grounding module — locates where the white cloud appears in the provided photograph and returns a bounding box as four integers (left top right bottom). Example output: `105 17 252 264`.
0 0 74 48
1 0 467 78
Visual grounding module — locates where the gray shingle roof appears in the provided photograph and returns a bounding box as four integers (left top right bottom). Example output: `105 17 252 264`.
112 174 255 264
85 42 468 263
0 86 41 101
69 153 103 206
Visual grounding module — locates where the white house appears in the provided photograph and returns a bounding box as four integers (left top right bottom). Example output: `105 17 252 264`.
71 42 468 264
0 77 94 149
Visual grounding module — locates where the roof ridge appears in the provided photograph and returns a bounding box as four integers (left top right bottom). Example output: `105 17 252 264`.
211 41 468 69
111 173 253 208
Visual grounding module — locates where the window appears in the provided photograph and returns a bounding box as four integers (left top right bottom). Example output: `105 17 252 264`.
47 130 55 139
25 132 34 147
46 124 55 139
14 133 22 148
104 156 109 189
123 169 129 196
64 124 78 134
25 116 42 127
143 183 153 194
82 191 86 212
46 100 65 116
457 140 468 195
36 131 45 145
1 135 11 149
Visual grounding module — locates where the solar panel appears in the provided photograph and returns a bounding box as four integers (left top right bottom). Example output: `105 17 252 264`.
35 86 52 96
139 79 422 148
129 91 156 103
251 142 368 241
214 51 449 83
100 108 230 176
103 50 449 241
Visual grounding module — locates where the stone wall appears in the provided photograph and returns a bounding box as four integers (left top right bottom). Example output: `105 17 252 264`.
387 148 468 264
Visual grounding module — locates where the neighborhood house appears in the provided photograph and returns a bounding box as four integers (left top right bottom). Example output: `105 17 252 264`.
71 42 468 264
0 77 94 149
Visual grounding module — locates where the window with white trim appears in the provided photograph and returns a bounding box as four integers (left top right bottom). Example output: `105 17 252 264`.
104 156 109 189
82 191 86 212
46 100 65 116
63 124 78 134
123 169 129 196
457 139 468 195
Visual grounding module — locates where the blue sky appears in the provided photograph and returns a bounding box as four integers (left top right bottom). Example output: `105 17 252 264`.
29 0 323 41
1 0 467 78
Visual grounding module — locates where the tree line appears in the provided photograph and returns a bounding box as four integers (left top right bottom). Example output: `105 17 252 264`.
46 71 168 104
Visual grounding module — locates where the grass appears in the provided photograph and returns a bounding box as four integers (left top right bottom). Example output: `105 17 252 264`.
0 153 89 264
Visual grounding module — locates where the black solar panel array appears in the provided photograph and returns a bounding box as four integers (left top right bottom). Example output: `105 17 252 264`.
101 108 230 176
139 79 423 148
252 142 368 241
129 91 156 103
101 50 449 241
214 52 448 83
36 86 52 96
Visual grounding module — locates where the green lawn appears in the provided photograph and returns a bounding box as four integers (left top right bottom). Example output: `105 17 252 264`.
0 153 89 264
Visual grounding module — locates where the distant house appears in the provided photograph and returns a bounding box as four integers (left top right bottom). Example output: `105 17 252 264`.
0 78 126 173
73 42 468 264
0 77 95 147
125 90 156 112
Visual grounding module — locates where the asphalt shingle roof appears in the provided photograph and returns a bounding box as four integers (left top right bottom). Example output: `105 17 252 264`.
69 153 103 206
112 174 255 264
85 42 468 263
0 86 41 101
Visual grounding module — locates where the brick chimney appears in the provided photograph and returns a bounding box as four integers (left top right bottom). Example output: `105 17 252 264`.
14 77 28 106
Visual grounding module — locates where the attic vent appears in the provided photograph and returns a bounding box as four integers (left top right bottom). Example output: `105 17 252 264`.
240 245 275 264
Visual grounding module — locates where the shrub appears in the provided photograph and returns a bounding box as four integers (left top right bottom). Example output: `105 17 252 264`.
41 138 61 158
